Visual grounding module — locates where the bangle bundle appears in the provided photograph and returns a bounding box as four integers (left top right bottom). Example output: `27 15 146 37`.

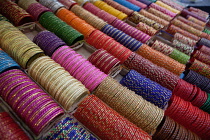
187 15 206 27
183 70 210 93
109 19 151 43
85 30 132 63
136 0 152 6
74 95 151 140
198 45 210 56
43 116 98 139
172 40 194 55
88 49 121 76
167 25 200 41
126 0 147 9
203 28 210 35
120 69 172 109
188 7 209 19
129 12 163 30
33 30 66 56
189 59 210 79
17 0 37 10
151 40 190 64
39 12 84 46
94 76 164 134
200 93 210 114
171 19 203 37
70 4 107 30
103 0 134 16
197 38 210 48
0 21 44 69
177 16 204 31
173 33 197 47
137 44 185 75
52 46 108 92
0 50 20 73
124 52 180 91
112 0 141 12
159 0 184 11
26 3 52 21
173 79 207 108
136 22 157 36
139 9 169 27
0 69 64 135
101 24 143 51
182 9 207 23
28 56 89 111
192 50 210 65
0 0 33 26
0 112 30 139
147 8 173 22
39 0 65 13
83 2 118 24
153 116 201 140
58 0 77 9
93 0 128 20
165 95 210 140
56 8 96 38
155 1 180 14
149 3 176 18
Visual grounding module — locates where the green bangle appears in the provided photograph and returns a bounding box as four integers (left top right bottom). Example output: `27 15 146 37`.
169 49 190 64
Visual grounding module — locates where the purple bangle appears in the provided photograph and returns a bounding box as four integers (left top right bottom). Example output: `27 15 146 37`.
7 81 39 105
36 107 64 135
2 77 31 101
22 97 53 122
17 93 50 119
15 92 49 115
0 73 26 88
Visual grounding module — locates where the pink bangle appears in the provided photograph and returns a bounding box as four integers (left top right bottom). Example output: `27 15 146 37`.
15 92 48 115
66 57 85 75
55 48 77 65
52 46 69 60
36 107 64 135
62 53 82 68
73 62 90 80
77 64 96 84
149 3 176 17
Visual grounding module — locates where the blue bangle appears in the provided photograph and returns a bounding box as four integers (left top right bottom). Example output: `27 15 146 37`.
113 0 141 11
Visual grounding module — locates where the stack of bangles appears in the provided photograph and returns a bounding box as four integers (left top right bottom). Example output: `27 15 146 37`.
39 12 84 46
165 95 210 139
52 46 108 92
58 0 78 10
0 69 64 135
88 49 121 76
0 111 30 139
85 30 132 63
39 0 65 13
0 0 33 26
173 33 197 47
28 56 89 111
0 21 44 69
73 95 152 140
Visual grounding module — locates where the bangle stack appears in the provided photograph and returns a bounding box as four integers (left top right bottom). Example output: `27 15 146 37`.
94 76 164 134
70 4 108 30
120 70 172 109
0 50 20 73
52 46 108 92
137 44 185 75
165 95 210 139
0 21 44 69
172 40 194 55
88 49 121 76
112 0 141 12
177 16 204 31
197 38 210 48
173 33 197 47
0 0 33 26
159 0 184 11
192 50 210 65
0 69 64 135
39 0 65 13
55 8 96 38
123 52 180 91
153 116 201 140
43 116 98 139
39 12 84 46
33 30 66 56
149 3 176 18
86 30 132 63
147 7 173 22
0 112 30 139
136 22 157 36
74 95 152 140
17 0 37 10
93 0 128 20
58 0 77 10
126 0 147 9
28 56 89 111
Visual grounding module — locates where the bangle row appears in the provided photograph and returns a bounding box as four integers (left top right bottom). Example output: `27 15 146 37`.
112 0 141 12
28 55 89 111
0 69 64 135
173 33 197 47
74 94 152 140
